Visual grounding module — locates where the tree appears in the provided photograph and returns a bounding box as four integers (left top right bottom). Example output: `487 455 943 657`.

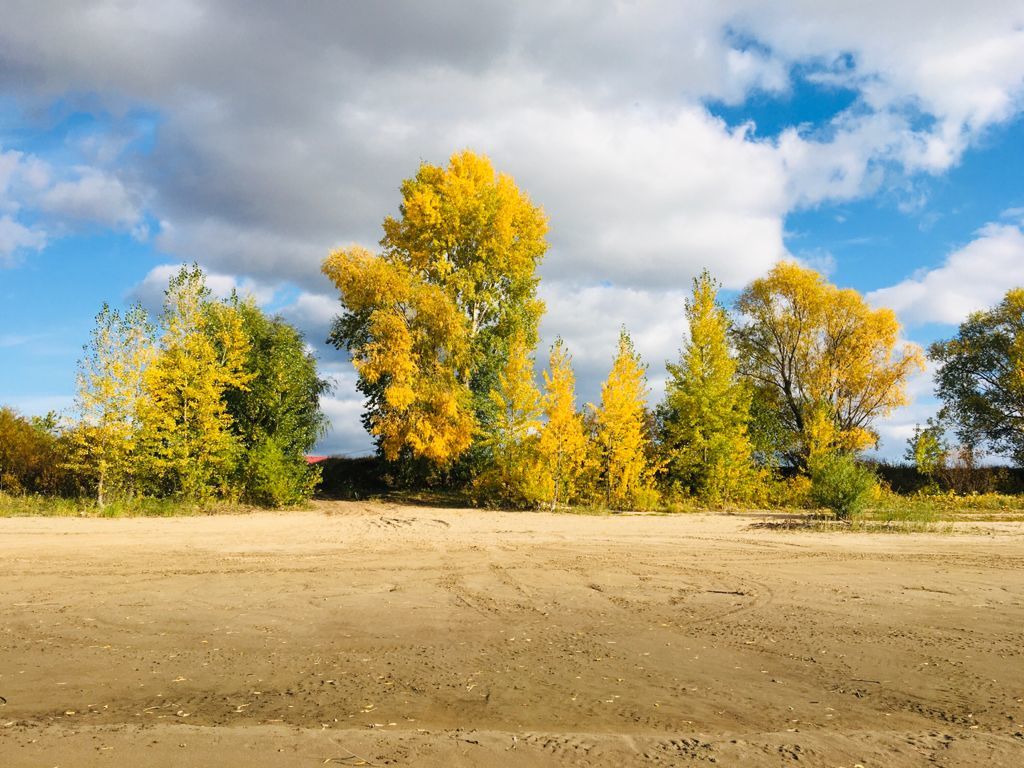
904 418 948 481
537 339 590 509
734 261 924 466
0 407 62 495
324 246 475 465
930 288 1024 466
222 300 330 506
660 271 758 504
476 331 543 507
72 303 154 505
137 266 252 501
592 329 659 510
325 150 548 470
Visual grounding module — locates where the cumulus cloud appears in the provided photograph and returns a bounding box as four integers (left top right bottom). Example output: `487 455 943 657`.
316 366 373 456
3 1 1024 453
867 222 1024 325
1 1 1021 287
277 291 340 344
869 360 941 458
38 167 142 229
128 263 278 314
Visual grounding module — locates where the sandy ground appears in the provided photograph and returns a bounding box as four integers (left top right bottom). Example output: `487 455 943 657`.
1 503 1023 767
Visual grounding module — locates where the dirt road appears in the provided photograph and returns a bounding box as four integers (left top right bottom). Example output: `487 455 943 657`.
2 503 1023 766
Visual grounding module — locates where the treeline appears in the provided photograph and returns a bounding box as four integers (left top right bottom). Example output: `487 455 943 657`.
321 151 932 516
5 149 1021 516
1 266 327 508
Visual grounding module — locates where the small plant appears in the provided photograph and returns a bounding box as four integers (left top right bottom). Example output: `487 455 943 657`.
809 452 878 520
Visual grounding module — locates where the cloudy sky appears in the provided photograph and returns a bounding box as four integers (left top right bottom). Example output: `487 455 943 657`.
2 1 1023 458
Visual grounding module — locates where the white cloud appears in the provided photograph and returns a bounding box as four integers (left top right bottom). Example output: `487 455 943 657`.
3 2 1024 455
0 215 46 264
0 2 1021 287
39 167 141 229
316 367 373 456
278 291 339 343
869 359 940 460
128 263 277 314
538 282 690 408
867 222 1024 325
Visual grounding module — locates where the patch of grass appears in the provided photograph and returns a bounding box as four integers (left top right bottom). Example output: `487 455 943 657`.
868 490 1024 522
0 492 265 518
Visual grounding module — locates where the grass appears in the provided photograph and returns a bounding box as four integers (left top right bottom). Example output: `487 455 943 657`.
0 492 266 518
7 487 1024 527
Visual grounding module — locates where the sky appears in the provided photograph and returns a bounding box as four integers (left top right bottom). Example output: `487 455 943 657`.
1 1 1024 459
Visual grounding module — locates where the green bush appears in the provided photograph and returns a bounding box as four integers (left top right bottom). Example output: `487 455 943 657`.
239 437 319 507
809 452 877 519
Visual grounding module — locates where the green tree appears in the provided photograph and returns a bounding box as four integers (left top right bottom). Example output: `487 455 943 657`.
537 339 590 509
222 300 330 506
137 266 252 501
930 288 1024 466
72 303 155 505
325 150 548 471
660 271 757 504
592 329 659 510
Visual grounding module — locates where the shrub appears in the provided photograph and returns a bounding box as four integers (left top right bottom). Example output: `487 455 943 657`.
238 437 319 507
809 452 877 519
762 473 814 509
0 407 74 495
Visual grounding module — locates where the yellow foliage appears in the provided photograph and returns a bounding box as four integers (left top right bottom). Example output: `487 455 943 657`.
381 150 549 344
137 266 252 500
475 332 543 507
735 261 924 463
324 151 548 468
537 339 591 508
73 303 154 504
322 246 475 464
662 270 760 504
591 329 659 510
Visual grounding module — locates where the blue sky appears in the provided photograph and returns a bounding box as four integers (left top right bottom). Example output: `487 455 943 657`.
2 2 1024 459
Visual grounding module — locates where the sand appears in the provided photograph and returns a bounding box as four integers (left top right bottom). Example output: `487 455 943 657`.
1 502 1023 766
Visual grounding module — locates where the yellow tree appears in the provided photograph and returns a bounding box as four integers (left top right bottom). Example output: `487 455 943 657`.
72 303 154 505
478 331 543 506
537 338 590 509
324 150 548 469
322 246 475 464
592 329 659 509
734 261 924 466
138 266 252 500
661 271 758 504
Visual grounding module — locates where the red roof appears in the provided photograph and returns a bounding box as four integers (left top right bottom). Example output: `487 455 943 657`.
305 455 328 464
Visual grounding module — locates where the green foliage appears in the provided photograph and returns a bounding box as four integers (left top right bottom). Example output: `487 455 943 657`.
238 437 321 507
930 287 1024 467
809 452 878 519
223 300 328 505
660 271 759 504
